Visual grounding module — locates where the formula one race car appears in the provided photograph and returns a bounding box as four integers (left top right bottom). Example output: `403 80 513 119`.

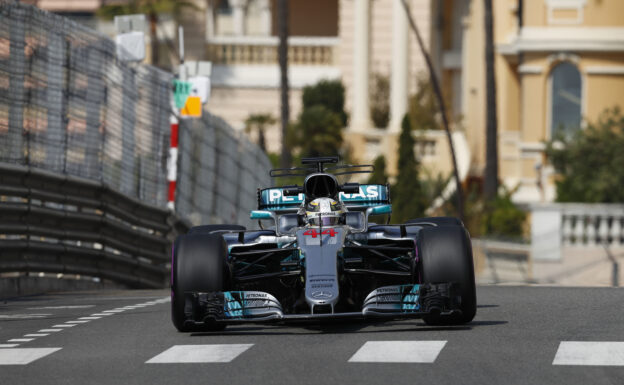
171 157 476 332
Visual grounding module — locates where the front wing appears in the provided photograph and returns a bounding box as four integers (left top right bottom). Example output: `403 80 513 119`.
182 283 461 326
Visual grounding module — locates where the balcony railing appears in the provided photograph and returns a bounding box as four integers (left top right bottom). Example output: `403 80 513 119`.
206 36 339 66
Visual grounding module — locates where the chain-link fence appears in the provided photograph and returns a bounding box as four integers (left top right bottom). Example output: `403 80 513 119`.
0 2 273 227
177 115 272 228
0 2 170 206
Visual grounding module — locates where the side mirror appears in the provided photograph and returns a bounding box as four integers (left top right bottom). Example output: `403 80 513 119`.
250 210 276 220
366 204 392 216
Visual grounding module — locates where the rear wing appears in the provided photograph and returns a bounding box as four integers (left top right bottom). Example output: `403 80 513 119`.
257 184 390 211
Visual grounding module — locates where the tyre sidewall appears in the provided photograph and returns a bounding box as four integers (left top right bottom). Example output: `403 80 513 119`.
417 226 476 324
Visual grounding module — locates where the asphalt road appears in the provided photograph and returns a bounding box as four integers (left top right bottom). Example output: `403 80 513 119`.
1 286 623 385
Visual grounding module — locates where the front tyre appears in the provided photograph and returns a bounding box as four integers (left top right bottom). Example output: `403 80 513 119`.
417 225 476 325
171 234 228 332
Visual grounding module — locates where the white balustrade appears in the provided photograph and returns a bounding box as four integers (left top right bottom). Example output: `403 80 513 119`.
531 204 624 260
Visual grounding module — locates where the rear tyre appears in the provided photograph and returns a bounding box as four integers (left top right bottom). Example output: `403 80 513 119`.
171 233 229 332
417 226 476 325
188 224 246 235
407 217 463 227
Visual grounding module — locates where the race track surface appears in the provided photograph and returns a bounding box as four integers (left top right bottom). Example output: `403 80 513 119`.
1 286 623 385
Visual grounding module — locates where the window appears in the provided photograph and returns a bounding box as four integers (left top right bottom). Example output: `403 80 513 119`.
550 62 582 137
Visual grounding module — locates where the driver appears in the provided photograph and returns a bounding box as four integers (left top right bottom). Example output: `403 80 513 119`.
304 197 345 226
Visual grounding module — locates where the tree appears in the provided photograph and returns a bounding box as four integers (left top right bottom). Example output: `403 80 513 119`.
370 74 390 128
400 0 464 222
483 0 499 201
294 106 343 158
302 80 348 126
367 155 388 185
391 116 425 223
277 0 291 168
245 113 275 153
97 0 197 68
407 73 441 131
546 106 624 202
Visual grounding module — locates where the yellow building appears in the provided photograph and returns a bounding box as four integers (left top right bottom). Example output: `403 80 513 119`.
444 0 624 203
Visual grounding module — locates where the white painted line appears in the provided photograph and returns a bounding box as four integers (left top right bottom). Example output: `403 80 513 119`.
39 329 62 333
8 339 34 343
52 324 76 328
0 344 19 348
553 342 624 366
0 348 62 365
0 314 51 319
65 320 89 324
24 334 49 337
348 341 447 363
79 317 101 320
146 344 254 364
91 313 113 316
27 305 95 310
102 310 124 313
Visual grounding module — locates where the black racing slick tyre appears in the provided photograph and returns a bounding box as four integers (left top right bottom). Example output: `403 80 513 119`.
187 224 246 235
417 225 476 325
407 217 464 227
171 233 228 332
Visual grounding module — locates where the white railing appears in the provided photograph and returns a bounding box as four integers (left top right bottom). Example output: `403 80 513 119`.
531 203 624 261
206 36 340 65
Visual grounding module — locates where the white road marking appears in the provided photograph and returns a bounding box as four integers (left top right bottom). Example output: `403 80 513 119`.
0 314 51 319
24 334 49 337
65 320 89 324
0 344 19 348
146 344 254 364
39 329 62 332
27 305 95 310
553 341 624 366
91 313 113 316
348 341 447 363
79 317 101 320
0 348 61 365
8 339 34 343
102 310 124 313
52 324 76 328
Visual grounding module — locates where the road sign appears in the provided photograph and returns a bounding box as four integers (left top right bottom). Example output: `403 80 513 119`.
174 80 192 109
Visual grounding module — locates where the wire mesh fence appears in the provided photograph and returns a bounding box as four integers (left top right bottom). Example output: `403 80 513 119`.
0 1 272 227
176 114 272 228
0 2 171 206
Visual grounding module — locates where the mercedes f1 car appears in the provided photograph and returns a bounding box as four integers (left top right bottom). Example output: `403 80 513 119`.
171 157 476 331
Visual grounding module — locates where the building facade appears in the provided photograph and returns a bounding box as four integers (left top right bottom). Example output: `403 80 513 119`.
442 0 624 203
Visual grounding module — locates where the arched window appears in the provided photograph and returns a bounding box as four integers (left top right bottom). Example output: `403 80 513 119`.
550 62 582 137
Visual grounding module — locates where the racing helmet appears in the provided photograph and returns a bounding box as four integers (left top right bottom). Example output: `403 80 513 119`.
305 198 344 226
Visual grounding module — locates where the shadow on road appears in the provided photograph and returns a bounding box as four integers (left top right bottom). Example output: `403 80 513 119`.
190 318 507 336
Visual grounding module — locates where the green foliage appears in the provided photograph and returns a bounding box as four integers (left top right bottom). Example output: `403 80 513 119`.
294 105 343 158
407 73 441 131
480 188 527 239
391 116 426 223
367 155 388 185
438 182 526 240
97 0 197 19
546 106 624 203
302 80 348 126
290 80 348 160
245 113 275 152
370 73 390 128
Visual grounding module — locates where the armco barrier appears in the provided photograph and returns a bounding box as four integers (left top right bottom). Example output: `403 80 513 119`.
0 163 189 288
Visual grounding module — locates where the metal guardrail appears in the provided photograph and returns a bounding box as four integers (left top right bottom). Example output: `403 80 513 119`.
0 163 189 288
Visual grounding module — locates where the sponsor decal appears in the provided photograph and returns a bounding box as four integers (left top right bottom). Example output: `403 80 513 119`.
263 185 386 205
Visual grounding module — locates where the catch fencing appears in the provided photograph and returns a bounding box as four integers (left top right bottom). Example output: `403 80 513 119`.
0 2 171 206
0 2 272 288
176 115 272 229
